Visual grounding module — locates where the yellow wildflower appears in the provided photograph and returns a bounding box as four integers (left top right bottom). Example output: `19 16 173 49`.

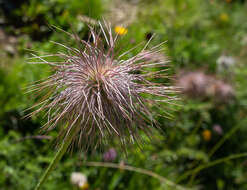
220 13 229 23
202 129 211 141
80 183 89 190
114 26 128 35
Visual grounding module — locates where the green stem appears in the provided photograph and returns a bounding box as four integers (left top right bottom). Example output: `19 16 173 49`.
177 152 247 183
208 121 243 158
177 118 247 184
34 128 76 190
188 152 247 183
85 161 192 190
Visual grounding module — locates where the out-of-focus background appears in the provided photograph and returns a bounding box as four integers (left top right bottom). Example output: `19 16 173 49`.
1 0 247 189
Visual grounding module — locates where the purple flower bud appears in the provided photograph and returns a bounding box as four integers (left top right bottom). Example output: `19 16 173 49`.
103 148 117 162
213 124 223 135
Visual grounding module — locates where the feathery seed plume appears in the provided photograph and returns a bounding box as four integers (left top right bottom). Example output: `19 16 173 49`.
27 22 175 151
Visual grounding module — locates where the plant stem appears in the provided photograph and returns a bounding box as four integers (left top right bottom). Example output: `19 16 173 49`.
176 152 247 183
85 161 192 190
208 119 245 158
177 118 247 184
34 128 76 190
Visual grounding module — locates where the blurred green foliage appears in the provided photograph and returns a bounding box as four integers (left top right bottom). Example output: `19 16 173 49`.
1 0 247 189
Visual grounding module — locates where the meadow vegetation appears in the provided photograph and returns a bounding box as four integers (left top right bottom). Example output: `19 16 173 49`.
1 0 247 189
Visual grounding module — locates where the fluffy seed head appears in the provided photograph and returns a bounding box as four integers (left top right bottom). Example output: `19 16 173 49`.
27 22 175 151
177 71 234 103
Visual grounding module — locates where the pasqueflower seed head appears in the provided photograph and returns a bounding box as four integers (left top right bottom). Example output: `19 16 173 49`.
27 22 175 151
